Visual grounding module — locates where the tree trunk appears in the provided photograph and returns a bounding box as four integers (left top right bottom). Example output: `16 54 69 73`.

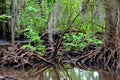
11 0 18 46
99 72 120 80
96 0 104 27
104 0 117 47
99 0 120 80
47 0 59 50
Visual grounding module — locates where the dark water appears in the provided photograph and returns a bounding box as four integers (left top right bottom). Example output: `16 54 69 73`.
0 66 99 80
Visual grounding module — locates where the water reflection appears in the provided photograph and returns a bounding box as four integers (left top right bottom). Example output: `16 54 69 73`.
0 66 99 80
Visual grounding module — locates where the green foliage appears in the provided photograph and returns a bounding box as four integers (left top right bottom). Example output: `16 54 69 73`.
22 26 45 55
63 33 102 52
58 0 104 52
18 0 49 34
17 0 104 54
0 14 12 19
17 0 51 55
0 14 12 22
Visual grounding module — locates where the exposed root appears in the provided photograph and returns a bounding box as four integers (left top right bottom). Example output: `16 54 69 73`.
0 44 51 69
0 34 119 74
75 44 119 72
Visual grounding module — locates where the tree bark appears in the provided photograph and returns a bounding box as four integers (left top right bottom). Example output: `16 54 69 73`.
99 0 120 80
47 0 59 50
104 0 117 47
99 72 120 80
11 0 18 46
96 0 105 27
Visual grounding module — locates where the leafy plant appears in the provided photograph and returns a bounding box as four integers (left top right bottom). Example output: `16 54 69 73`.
17 0 49 34
22 26 45 55
63 33 102 52
17 0 104 54
0 14 12 22
0 14 12 19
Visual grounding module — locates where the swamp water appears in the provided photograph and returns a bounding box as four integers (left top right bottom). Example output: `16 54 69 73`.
0 66 99 80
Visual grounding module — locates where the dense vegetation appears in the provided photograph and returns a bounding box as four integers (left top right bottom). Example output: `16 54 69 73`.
15 0 103 54
1 0 120 80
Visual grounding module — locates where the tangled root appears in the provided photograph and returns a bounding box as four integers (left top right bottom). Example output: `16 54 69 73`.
75 44 119 72
0 44 51 69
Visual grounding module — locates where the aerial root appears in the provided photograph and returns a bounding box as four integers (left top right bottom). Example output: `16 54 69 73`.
0 42 119 73
75 45 119 72
0 44 51 69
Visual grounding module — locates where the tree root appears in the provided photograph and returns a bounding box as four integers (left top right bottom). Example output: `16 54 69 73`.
0 44 52 69
74 44 119 73
0 41 119 74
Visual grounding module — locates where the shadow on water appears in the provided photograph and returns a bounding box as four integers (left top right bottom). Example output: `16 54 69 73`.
0 65 99 80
